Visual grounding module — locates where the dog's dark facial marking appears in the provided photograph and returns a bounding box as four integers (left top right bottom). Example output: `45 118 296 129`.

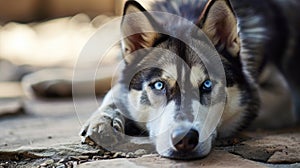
140 90 151 105
123 67 163 91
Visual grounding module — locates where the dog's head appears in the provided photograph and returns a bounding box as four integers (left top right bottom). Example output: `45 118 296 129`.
120 0 258 159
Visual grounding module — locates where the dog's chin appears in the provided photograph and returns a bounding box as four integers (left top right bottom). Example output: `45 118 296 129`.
157 139 213 160
159 148 211 160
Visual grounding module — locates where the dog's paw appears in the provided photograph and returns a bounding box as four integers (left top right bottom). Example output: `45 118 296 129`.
80 106 125 147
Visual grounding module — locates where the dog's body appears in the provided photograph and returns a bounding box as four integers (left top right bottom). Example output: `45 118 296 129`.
80 0 300 159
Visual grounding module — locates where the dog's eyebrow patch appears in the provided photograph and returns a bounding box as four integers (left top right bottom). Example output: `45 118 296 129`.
162 64 178 80
161 64 178 87
190 64 206 87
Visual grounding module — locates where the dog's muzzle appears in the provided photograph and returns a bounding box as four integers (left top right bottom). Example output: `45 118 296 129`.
155 124 215 160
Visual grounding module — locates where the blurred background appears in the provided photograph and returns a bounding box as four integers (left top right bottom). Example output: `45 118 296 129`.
0 0 127 98
0 0 124 23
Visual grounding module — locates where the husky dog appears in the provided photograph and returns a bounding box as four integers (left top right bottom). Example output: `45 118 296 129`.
80 0 300 159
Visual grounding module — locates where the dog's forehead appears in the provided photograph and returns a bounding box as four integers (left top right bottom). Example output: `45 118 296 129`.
130 36 211 87
156 37 207 64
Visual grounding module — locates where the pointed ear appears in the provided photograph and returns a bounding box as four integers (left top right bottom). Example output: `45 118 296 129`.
202 0 240 56
121 1 160 63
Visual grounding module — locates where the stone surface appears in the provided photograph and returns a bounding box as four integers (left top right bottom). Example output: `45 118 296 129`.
0 98 23 117
0 82 24 117
0 98 95 151
0 143 103 161
0 60 35 82
21 66 118 99
79 151 266 168
0 82 24 98
228 131 300 163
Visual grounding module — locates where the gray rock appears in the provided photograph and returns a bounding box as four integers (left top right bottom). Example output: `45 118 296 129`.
228 132 300 163
134 149 147 157
0 60 33 81
0 98 23 117
79 158 145 168
0 143 103 161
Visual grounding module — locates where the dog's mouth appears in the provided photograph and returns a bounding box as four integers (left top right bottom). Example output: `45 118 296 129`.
162 148 209 160
154 127 216 160
159 139 214 160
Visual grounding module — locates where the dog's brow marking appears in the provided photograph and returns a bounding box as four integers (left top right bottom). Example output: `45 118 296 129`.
190 65 206 87
162 64 178 82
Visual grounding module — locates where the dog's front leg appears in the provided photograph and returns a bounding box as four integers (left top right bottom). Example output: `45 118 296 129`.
80 87 125 146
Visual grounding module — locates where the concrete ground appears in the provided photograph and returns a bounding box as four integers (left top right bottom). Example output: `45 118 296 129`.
0 84 299 168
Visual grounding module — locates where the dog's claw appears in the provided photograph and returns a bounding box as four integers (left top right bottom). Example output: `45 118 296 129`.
80 129 87 137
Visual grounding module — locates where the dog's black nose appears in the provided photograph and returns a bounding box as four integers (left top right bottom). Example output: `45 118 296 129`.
171 129 199 152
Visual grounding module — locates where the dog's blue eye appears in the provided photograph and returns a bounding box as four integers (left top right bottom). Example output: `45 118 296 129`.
153 81 165 90
201 80 212 92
